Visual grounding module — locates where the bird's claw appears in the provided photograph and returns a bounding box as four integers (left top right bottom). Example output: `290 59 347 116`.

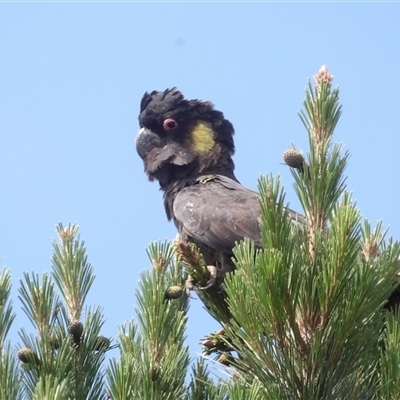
198 265 218 290
185 266 217 293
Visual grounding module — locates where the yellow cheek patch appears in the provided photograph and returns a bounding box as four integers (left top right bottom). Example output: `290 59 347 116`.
191 121 215 155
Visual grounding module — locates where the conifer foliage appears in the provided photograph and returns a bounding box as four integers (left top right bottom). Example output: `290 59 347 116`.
1 67 400 399
1 224 113 400
215 66 400 399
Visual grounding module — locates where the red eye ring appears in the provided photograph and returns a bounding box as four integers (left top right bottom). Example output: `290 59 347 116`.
163 118 178 131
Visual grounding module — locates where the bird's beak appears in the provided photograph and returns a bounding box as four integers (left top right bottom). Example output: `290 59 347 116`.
135 127 163 160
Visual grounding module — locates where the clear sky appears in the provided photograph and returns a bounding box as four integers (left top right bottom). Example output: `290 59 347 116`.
1 2 400 373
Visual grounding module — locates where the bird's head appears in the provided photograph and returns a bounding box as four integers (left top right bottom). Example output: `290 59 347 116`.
136 88 236 188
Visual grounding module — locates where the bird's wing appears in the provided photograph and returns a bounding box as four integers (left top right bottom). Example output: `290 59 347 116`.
173 176 262 254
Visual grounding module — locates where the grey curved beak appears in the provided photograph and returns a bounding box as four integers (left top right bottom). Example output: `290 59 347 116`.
135 127 162 160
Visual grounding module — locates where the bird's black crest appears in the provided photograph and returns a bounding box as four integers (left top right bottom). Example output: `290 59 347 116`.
139 88 188 128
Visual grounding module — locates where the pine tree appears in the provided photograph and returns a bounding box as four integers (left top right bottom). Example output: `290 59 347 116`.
1 66 400 399
191 66 400 399
1 223 113 399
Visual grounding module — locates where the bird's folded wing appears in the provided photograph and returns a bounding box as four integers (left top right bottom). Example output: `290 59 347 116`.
173 176 262 253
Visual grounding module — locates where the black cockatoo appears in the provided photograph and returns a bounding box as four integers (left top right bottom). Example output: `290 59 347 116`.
135 88 302 289
135 88 400 312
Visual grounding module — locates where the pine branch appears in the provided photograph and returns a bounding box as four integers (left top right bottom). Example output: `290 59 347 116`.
0 268 16 348
379 308 400 399
51 223 95 321
107 241 191 400
0 268 22 400
186 361 220 400
16 224 110 400
216 66 400 399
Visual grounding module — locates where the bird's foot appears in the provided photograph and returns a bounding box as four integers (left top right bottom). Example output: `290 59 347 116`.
198 265 218 290
184 275 197 298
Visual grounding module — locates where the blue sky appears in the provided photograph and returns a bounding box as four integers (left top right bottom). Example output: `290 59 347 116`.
1 3 400 372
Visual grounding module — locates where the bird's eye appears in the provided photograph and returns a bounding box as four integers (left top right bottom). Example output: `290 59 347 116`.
163 118 178 131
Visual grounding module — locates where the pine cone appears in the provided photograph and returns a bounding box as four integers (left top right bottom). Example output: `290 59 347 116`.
17 347 41 365
202 337 218 349
68 320 84 344
283 149 305 171
217 353 232 366
94 336 111 351
165 285 183 300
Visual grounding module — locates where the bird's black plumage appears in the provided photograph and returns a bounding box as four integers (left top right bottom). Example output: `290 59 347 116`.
173 174 262 273
136 88 400 312
136 88 302 280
